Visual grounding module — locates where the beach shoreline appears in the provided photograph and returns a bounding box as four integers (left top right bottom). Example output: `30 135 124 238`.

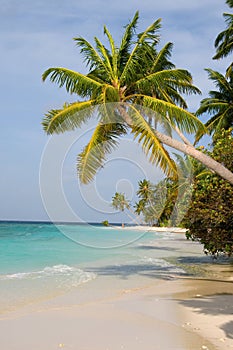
0 227 232 350
0 263 232 350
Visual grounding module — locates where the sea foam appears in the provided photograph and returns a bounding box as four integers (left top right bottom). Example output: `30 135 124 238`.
0 264 96 287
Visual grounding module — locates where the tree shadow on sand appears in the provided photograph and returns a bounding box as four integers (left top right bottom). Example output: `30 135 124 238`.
220 320 233 339
178 293 233 340
178 293 233 316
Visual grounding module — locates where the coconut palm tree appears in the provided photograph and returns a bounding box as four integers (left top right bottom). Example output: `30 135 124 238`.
112 192 142 225
111 192 130 212
196 68 233 138
136 179 154 202
213 0 233 60
42 12 233 184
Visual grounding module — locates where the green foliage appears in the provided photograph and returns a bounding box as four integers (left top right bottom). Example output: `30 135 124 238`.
196 69 233 140
111 192 130 212
101 220 109 227
184 129 233 256
134 179 167 225
42 12 204 184
213 0 233 76
213 0 233 60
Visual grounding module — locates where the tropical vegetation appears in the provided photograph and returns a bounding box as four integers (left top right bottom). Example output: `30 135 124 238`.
196 69 233 139
184 129 233 256
42 12 233 185
213 0 233 62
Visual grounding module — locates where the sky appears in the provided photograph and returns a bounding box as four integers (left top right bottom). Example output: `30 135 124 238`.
0 0 231 222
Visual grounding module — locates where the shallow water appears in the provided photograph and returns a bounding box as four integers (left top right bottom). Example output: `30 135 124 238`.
0 221 211 313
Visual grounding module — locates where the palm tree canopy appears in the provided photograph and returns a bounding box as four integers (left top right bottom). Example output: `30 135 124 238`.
196 68 233 139
111 192 130 212
213 1 233 60
42 12 205 184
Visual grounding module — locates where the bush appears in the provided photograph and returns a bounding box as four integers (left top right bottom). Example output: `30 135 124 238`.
184 129 233 256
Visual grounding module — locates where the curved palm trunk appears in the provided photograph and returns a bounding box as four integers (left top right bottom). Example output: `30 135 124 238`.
118 104 233 184
155 131 233 184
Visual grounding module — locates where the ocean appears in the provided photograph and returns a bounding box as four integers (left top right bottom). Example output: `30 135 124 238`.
0 221 202 314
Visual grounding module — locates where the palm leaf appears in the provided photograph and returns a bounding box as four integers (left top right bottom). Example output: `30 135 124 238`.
135 69 200 94
125 94 206 135
128 104 177 178
42 100 94 134
94 36 114 80
205 69 231 92
150 42 174 72
120 18 162 84
42 67 102 97
104 25 118 78
77 122 127 184
118 12 139 70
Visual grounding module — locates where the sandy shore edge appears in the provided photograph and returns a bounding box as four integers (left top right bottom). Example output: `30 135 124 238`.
0 229 232 350
0 272 232 350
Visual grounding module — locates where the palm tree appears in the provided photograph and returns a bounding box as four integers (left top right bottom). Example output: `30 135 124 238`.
196 68 233 138
111 192 142 225
111 192 130 212
136 179 154 202
213 0 233 61
42 12 233 184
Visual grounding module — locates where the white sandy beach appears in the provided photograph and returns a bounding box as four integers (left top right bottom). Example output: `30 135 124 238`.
0 228 232 350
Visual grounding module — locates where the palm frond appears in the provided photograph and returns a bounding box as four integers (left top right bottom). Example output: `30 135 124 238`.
128 104 177 178
226 1 233 9
42 68 102 97
118 11 139 70
42 100 94 134
104 26 118 78
205 68 231 92
159 85 188 108
77 122 127 184
205 106 233 132
125 94 206 135
196 100 229 116
150 42 174 72
74 37 112 81
213 12 233 59
120 18 162 84
94 36 114 80
135 69 200 95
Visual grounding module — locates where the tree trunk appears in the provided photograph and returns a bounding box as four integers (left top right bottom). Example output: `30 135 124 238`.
117 103 233 185
155 131 233 184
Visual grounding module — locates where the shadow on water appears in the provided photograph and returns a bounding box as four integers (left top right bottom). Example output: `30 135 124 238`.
86 263 189 280
135 245 178 252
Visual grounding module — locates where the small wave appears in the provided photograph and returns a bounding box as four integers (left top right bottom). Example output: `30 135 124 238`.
139 256 186 274
0 264 96 287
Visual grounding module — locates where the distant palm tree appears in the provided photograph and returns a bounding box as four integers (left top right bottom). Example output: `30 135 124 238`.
112 192 142 225
42 12 233 184
111 192 130 212
136 179 154 202
196 69 233 138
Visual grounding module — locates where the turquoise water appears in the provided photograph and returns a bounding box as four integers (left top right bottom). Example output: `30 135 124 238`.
0 222 187 313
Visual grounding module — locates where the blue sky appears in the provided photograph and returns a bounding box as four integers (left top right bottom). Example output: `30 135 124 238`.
0 0 231 222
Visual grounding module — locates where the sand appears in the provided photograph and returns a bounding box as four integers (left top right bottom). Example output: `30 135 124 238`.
0 228 232 350
0 272 232 350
